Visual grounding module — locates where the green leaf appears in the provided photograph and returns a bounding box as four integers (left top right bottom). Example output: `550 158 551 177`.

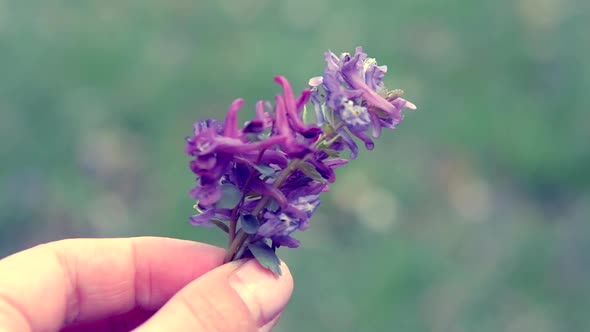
297 162 327 182
253 164 276 177
323 148 340 158
266 199 280 212
216 184 243 209
248 242 282 276
240 214 260 234
210 219 229 233
302 104 316 125
384 88 404 99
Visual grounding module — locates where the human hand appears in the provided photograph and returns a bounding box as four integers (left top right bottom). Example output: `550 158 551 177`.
0 237 293 332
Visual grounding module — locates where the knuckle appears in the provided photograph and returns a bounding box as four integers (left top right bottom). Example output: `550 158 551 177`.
0 291 32 332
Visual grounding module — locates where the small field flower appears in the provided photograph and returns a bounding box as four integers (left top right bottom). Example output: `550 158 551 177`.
185 47 416 275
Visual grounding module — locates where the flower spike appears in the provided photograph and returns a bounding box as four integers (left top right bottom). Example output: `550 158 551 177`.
185 47 416 274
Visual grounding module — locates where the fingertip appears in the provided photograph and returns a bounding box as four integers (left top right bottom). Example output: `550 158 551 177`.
259 314 282 332
229 260 293 327
134 259 294 332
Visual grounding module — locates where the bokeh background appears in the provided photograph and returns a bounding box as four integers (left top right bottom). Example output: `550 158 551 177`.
1 0 589 331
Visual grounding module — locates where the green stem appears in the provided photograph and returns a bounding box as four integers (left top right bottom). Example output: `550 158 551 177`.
225 150 266 255
227 207 239 246
223 126 344 263
224 231 249 263
211 219 229 233
223 158 303 263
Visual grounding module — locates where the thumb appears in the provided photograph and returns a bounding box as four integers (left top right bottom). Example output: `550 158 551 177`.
134 259 293 332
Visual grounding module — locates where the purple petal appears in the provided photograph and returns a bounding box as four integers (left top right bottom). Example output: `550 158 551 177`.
242 149 288 169
243 101 274 133
274 94 291 137
223 98 244 138
250 178 288 208
274 76 298 117
257 101 275 127
203 154 232 182
274 95 313 158
193 119 221 136
296 89 311 114
340 101 371 132
191 183 222 206
351 130 375 150
390 97 417 111
191 128 219 155
342 62 401 119
242 120 264 134
214 135 285 154
189 208 232 227
324 158 349 169
369 112 383 138
308 158 336 183
310 92 326 126
336 129 359 159
189 209 215 227
257 214 286 237
271 235 300 248
290 194 321 218
365 62 387 90
275 76 321 139
193 154 216 170
286 181 327 197
259 150 289 168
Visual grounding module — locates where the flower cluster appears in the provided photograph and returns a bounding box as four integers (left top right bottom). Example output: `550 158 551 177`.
185 47 416 274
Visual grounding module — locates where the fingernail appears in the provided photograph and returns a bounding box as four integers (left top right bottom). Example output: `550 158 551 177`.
229 259 293 327
259 314 282 332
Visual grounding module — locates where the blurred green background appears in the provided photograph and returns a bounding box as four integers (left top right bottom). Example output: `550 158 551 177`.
1 0 589 331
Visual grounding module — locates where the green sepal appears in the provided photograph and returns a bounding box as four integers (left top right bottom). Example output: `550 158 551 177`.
240 214 260 234
323 148 340 158
216 184 243 209
248 241 282 276
253 164 276 177
302 104 317 125
266 199 280 212
297 162 327 182
210 219 229 233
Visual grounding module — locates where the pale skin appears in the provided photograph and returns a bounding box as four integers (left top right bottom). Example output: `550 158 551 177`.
0 237 294 332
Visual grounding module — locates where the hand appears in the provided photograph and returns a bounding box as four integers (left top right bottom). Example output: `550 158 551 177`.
0 237 293 332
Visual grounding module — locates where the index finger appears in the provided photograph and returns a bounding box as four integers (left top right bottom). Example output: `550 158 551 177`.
0 237 225 332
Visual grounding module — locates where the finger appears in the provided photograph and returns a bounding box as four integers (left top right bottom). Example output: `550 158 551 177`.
259 314 282 332
135 259 294 332
60 308 155 332
0 237 225 332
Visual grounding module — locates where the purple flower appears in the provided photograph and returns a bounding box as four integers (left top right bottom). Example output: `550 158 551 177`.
250 177 288 209
270 235 301 248
274 76 321 140
363 57 388 91
251 174 326 247
257 193 321 238
274 94 313 159
335 128 360 159
186 99 289 205
243 101 273 134
321 47 415 126
189 183 222 206
340 48 403 119
187 99 286 156
257 212 301 238
185 47 416 266
339 100 371 132
190 207 232 227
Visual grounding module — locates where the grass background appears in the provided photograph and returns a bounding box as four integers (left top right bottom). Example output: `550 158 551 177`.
1 0 589 331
